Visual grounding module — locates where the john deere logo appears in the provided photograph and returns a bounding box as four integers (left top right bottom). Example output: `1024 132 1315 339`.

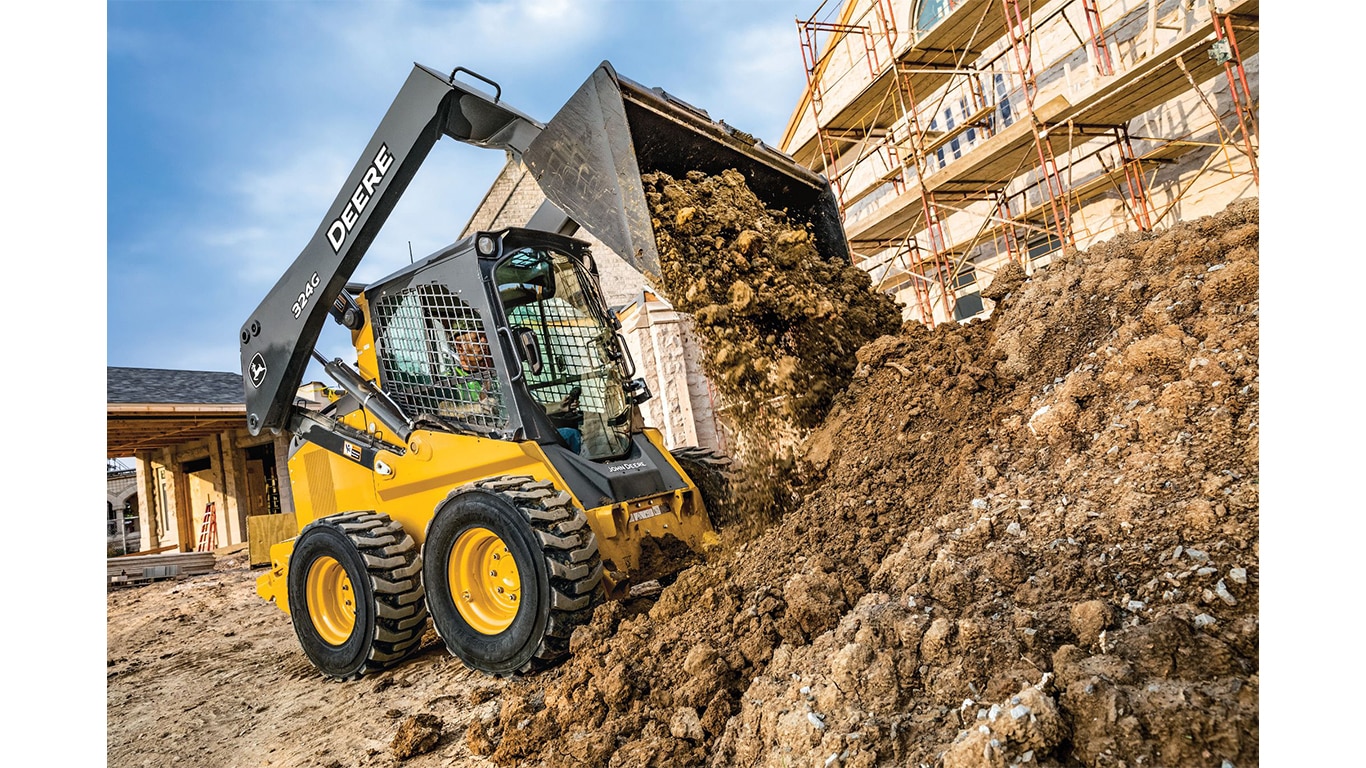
249 353 268 388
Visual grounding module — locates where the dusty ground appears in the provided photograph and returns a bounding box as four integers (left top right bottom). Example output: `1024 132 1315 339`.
107 192 1259 767
106 546 508 768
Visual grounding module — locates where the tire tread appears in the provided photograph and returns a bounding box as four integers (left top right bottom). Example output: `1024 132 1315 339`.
294 511 429 681
453 475 604 675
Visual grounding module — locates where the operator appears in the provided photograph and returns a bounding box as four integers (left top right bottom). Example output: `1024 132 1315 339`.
439 322 583 453
438 327 498 416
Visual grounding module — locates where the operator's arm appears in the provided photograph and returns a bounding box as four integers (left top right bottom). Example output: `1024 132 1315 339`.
545 387 584 431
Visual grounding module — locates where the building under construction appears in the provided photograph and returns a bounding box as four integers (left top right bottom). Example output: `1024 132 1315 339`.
781 0 1258 325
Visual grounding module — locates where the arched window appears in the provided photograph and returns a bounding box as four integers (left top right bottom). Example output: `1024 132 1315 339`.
914 0 954 34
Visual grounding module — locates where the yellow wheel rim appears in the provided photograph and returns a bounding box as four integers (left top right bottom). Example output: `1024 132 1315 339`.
305 555 356 646
450 527 522 635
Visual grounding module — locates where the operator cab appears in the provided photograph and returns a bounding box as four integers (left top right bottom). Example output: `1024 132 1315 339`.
362 228 642 461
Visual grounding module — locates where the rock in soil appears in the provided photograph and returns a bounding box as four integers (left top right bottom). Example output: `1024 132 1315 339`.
392 713 444 760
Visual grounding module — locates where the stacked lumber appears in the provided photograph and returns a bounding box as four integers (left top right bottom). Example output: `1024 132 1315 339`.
107 551 217 585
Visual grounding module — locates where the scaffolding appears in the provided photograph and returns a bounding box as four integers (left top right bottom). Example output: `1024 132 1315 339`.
789 0 1259 326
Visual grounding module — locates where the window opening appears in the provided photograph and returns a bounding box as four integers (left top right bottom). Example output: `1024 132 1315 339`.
245 443 282 516
372 284 508 433
157 467 170 535
951 264 983 321
929 114 946 170
1027 230 1063 268
915 0 955 34
954 292 985 320
994 73 1014 129
945 107 961 159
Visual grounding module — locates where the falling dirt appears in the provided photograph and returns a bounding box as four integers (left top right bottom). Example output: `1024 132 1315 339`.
106 194 1259 767
643 168 902 434
640 168 902 530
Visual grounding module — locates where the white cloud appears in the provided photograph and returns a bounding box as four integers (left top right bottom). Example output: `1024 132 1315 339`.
310 0 612 90
199 225 274 251
199 130 510 288
201 143 356 284
106 24 158 61
622 2 811 145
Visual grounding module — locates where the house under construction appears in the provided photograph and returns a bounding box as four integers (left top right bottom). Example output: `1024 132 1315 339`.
781 0 1258 325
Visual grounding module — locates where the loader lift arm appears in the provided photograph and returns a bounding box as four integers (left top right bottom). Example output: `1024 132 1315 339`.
239 64 543 437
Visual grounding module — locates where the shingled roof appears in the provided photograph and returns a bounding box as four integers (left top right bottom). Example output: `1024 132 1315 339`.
107 368 249 456
107 367 244 405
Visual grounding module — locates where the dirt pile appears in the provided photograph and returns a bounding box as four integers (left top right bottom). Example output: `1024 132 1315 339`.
469 198 1259 767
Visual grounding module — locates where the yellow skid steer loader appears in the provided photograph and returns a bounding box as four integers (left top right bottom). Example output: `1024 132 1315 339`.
240 62 848 680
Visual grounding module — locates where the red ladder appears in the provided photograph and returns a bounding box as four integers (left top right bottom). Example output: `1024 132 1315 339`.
195 502 218 552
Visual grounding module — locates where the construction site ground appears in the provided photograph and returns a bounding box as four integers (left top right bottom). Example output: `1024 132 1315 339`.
107 198 1266 767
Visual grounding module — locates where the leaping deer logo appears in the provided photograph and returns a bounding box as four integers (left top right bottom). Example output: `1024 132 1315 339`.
249 353 268 387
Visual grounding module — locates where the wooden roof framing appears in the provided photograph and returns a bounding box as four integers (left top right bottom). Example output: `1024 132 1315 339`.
107 403 247 458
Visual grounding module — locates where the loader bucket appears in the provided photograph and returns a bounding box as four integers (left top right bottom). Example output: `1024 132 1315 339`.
523 62 850 284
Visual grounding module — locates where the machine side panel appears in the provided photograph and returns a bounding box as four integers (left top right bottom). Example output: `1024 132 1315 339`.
371 432 557 547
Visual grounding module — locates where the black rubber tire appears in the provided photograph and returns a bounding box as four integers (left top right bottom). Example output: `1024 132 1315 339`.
670 446 736 528
286 511 428 681
423 475 603 677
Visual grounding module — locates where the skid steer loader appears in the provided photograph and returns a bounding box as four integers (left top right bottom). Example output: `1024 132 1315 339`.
242 62 849 680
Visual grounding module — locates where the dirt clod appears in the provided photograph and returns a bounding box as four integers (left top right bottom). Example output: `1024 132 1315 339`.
391 713 443 760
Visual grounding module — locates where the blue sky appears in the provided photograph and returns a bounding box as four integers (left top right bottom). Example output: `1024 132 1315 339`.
106 0 819 377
